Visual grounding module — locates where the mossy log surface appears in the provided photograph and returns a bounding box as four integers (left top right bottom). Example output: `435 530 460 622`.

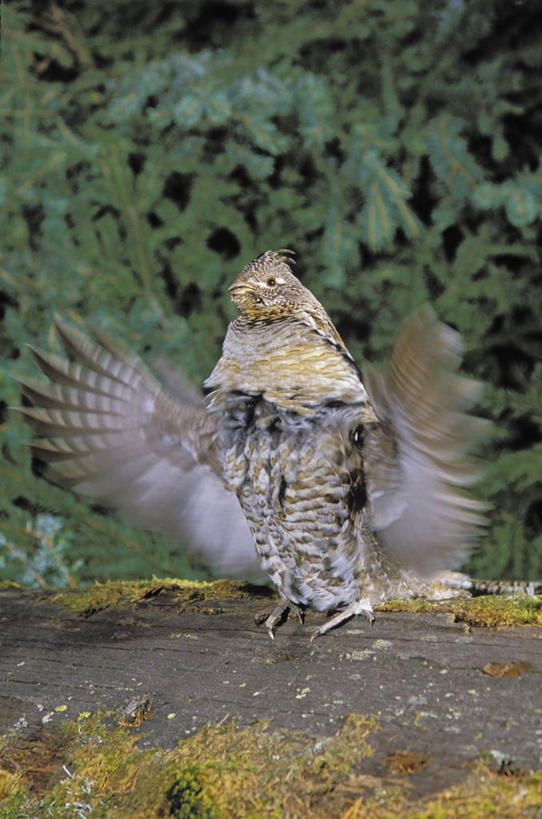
1 581 541 815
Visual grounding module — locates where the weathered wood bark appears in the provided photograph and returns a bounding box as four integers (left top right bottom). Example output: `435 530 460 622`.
1 582 541 807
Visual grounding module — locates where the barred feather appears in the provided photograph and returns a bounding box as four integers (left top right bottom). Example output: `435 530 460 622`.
16 316 257 577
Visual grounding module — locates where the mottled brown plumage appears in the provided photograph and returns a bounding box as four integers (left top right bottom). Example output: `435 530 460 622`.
16 250 487 638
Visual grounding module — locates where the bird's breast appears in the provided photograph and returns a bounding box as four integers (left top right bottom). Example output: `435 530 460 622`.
204 321 374 415
218 398 370 610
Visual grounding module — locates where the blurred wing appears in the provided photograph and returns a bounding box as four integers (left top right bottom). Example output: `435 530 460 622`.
15 317 258 577
364 306 488 576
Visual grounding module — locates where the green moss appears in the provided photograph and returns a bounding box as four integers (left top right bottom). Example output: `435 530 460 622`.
1 711 540 818
0 770 22 807
43 578 541 629
166 764 217 819
0 791 29 819
381 595 542 627
348 760 542 818
0 711 376 818
165 713 377 818
43 577 258 615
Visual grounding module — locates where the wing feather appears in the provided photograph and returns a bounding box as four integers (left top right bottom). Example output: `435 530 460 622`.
15 317 258 576
364 306 488 576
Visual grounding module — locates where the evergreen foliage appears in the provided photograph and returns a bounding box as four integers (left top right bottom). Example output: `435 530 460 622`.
1 0 541 585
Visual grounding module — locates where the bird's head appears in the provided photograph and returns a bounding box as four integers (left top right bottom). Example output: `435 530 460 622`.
228 250 308 321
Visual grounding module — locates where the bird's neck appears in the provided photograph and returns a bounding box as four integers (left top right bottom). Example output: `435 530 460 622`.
204 316 371 415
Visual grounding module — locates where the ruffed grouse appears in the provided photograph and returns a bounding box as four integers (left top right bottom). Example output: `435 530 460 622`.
17 250 486 639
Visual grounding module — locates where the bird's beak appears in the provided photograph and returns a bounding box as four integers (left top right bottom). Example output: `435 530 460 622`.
228 277 251 299
228 276 242 293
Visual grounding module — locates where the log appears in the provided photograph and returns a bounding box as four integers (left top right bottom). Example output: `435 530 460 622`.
1 580 541 815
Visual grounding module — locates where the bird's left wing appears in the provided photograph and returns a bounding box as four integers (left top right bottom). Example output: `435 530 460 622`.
363 306 488 576
15 317 258 576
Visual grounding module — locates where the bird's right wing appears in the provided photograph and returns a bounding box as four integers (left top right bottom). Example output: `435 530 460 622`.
15 317 259 577
363 306 488 577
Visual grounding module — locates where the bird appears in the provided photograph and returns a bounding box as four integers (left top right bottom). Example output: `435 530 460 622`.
16 249 487 639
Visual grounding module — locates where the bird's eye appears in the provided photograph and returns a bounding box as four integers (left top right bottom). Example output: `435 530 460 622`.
266 277 277 287
353 426 364 447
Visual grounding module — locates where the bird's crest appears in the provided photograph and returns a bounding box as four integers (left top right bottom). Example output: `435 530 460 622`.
244 248 296 276
257 248 296 266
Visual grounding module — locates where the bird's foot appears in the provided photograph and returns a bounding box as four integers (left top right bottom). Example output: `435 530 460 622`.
310 598 375 642
254 602 304 640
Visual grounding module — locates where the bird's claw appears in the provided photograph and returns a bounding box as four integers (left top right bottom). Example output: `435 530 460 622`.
255 602 304 640
310 599 375 641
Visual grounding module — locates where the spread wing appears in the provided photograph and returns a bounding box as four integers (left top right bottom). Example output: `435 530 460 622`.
15 317 258 577
363 306 488 576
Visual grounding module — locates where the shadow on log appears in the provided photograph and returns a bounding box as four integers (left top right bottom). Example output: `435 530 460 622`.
1 580 541 816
